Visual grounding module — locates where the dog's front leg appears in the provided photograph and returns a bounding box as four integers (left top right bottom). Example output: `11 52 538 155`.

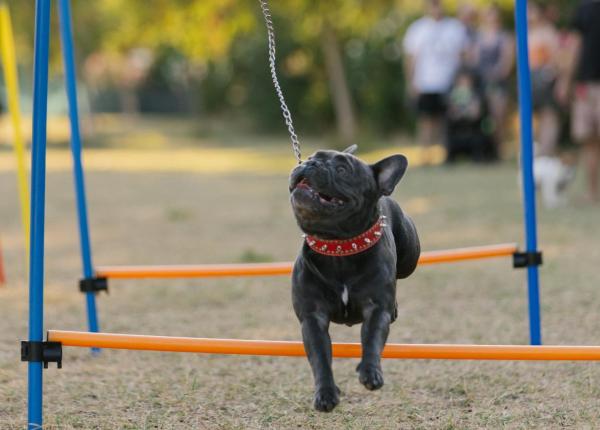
357 306 392 390
301 313 339 412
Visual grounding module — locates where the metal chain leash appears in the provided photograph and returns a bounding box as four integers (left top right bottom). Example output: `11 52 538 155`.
259 0 302 164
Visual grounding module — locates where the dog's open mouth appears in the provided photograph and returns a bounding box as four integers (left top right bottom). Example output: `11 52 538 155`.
293 178 345 206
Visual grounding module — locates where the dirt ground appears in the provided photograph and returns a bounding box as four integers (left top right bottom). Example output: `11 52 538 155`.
2 131 600 428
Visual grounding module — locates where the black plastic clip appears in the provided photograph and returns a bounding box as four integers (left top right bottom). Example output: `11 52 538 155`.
79 277 108 294
513 251 543 269
21 341 62 369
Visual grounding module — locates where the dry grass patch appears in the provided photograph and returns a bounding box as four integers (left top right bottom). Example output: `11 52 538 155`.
1 157 600 429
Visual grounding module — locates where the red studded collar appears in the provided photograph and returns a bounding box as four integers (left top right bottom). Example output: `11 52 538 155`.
304 215 387 257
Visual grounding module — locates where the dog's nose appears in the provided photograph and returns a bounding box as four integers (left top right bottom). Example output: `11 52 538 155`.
306 158 327 170
304 163 322 178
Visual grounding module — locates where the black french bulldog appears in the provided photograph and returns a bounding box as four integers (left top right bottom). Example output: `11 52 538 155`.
289 145 420 412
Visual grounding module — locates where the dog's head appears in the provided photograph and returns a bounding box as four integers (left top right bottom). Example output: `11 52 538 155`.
289 145 408 238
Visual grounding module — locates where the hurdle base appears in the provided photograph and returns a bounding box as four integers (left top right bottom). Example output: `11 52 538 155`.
79 277 108 294
21 341 62 369
513 251 543 269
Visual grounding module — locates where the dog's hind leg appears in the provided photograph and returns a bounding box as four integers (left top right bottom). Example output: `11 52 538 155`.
357 306 392 390
301 313 340 412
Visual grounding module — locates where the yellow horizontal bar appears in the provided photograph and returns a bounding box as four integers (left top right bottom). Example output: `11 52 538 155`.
96 243 518 279
47 330 600 361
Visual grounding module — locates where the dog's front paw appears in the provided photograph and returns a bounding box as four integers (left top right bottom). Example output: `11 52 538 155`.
313 386 340 412
357 362 384 391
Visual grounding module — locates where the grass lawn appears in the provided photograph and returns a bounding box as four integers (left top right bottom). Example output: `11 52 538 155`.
1 116 600 429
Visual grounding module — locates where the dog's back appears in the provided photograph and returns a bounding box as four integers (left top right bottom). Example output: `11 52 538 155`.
380 197 420 279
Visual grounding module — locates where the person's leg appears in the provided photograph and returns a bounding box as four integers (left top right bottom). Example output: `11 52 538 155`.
572 84 600 202
488 89 508 153
582 139 600 202
418 115 435 147
418 114 444 165
430 114 445 147
537 107 560 157
416 93 446 164
417 95 444 144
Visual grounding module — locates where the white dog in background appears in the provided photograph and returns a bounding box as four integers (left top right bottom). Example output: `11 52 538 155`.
533 155 576 208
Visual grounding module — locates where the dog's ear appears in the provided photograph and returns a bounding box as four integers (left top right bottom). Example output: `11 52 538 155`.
371 155 408 196
342 144 358 154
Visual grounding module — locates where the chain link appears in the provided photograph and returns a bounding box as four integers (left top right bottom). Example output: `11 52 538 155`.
259 0 302 164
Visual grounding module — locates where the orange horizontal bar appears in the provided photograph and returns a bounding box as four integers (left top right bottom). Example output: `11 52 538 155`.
96 261 294 279
95 243 518 279
47 330 600 361
417 243 518 265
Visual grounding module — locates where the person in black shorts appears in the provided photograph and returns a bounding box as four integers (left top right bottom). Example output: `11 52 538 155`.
403 0 468 162
417 93 447 117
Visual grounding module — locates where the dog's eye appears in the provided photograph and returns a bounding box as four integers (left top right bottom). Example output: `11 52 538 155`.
336 166 347 175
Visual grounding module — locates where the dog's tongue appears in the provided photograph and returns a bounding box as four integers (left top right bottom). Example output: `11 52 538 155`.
295 178 344 205
297 178 311 190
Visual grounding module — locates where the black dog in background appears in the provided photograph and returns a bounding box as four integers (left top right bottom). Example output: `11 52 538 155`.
289 145 420 412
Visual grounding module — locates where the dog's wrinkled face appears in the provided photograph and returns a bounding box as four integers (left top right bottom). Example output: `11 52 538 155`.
289 145 408 238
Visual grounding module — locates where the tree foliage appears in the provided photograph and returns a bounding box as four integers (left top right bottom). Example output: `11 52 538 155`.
93 0 256 60
1 0 583 138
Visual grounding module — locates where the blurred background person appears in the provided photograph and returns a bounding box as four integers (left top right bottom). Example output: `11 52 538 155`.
472 5 514 155
445 68 496 163
403 0 468 161
527 2 560 157
547 3 580 152
458 2 479 57
558 0 600 203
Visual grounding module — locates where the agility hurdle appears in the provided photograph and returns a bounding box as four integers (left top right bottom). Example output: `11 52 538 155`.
57 0 542 345
23 0 547 428
95 243 520 279
48 330 600 361
53 0 543 348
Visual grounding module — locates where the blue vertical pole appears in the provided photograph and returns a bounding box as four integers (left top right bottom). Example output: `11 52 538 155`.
57 0 100 338
28 0 51 428
515 0 542 345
